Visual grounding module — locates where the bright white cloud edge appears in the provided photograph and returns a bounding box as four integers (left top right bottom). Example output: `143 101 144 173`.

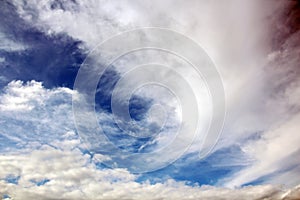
0 80 299 200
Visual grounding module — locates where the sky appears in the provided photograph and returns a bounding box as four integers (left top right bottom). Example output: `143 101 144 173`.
0 0 300 199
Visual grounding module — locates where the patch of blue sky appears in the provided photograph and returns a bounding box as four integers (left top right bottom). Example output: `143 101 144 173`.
242 155 300 187
30 179 50 186
94 67 173 153
4 175 20 184
0 134 18 151
241 177 268 187
137 145 251 186
2 194 11 199
0 108 75 148
95 67 120 113
0 1 85 89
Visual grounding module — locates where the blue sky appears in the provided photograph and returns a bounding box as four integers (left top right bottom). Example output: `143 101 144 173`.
0 0 300 199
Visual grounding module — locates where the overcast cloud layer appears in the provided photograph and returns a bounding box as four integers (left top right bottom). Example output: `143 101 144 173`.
0 0 300 199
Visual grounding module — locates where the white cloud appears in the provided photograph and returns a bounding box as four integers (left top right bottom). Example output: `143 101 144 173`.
222 112 300 188
0 32 27 52
0 79 298 199
9 0 278 149
6 0 300 190
0 75 299 198
0 80 76 149
219 17 300 188
0 141 299 200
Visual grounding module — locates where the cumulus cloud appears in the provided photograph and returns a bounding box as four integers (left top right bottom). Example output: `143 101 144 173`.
0 78 295 199
0 80 76 150
0 77 298 199
0 141 299 200
3 0 300 193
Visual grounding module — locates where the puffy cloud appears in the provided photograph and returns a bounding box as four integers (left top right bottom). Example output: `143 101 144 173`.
3 0 300 192
0 79 298 199
0 80 69 111
0 141 299 200
0 80 76 150
0 78 299 199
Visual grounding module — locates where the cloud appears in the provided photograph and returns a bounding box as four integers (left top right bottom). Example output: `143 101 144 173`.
0 141 299 200
0 77 298 199
7 0 276 149
222 112 300 188
0 80 76 150
0 78 298 199
4 0 300 190
0 32 27 52
218 2 300 187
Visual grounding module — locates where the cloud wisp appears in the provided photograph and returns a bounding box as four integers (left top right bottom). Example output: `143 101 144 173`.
0 137 299 200
0 0 299 199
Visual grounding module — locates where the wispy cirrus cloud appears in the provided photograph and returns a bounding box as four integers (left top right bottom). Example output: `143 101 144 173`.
0 80 298 199
0 0 299 198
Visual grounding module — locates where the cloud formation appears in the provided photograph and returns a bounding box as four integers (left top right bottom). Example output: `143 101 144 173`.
0 80 299 199
0 0 299 198
0 80 75 150
1 139 299 200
